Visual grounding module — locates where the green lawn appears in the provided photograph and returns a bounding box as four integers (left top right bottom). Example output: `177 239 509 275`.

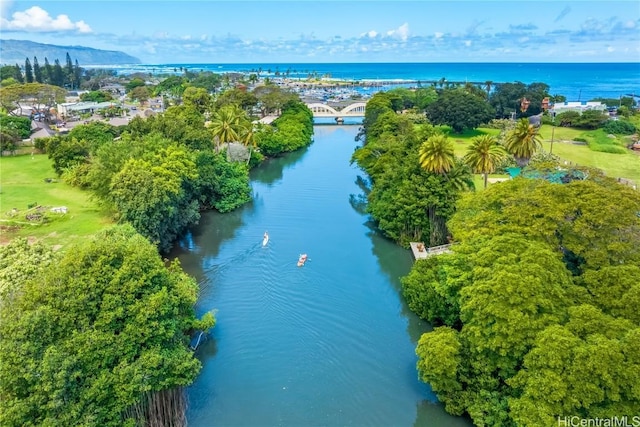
0 154 112 248
447 125 640 185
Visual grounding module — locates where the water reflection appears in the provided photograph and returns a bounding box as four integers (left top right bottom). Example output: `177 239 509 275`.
177 124 471 427
250 145 309 186
414 399 474 427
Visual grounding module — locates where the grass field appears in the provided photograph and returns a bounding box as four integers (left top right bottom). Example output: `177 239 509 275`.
0 154 112 249
448 125 640 185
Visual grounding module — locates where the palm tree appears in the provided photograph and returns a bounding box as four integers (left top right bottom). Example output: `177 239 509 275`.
418 134 455 174
210 105 245 152
418 134 459 247
505 118 542 167
484 80 493 96
463 134 508 189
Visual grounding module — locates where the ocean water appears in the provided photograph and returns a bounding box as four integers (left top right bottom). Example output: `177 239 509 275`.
102 62 640 101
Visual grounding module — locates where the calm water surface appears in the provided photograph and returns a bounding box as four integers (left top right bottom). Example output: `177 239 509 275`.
170 125 472 427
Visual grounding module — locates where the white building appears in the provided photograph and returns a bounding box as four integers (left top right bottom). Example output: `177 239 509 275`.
57 101 119 118
550 101 607 115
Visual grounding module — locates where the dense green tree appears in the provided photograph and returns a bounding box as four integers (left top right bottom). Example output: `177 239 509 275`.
366 109 414 141
129 85 150 104
198 151 252 212
64 52 74 88
215 87 258 112
504 118 541 167
47 136 91 175
449 177 640 270
189 72 222 92
580 265 640 324
360 91 394 140
182 86 212 114
32 57 42 83
23 58 33 83
0 225 215 427
254 100 313 156
0 65 17 81
109 143 200 252
602 119 636 135
573 109 609 129
52 59 65 87
0 125 20 154
0 114 30 154
463 134 507 188
43 57 53 85
490 81 527 119
458 234 572 377
79 90 113 103
413 87 438 111
508 306 640 427
125 77 146 92
0 238 57 300
13 64 24 83
416 327 465 415
426 88 495 133
556 110 581 127
407 173 640 426
252 83 296 117
73 59 82 89
402 254 465 326
0 114 32 139
153 75 186 97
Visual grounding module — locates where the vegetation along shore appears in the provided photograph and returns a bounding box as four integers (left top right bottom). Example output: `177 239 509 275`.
1 54 639 426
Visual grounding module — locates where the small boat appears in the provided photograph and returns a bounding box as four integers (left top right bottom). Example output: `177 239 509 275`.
297 253 308 267
262 232 269 247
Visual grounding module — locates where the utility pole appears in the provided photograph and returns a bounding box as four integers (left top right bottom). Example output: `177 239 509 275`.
550 111 556 154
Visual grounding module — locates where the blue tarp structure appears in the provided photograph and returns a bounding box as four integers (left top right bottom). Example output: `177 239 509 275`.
506 166 586 184
506 167 521 178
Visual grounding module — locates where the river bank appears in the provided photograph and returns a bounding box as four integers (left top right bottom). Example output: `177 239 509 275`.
171 125 474 427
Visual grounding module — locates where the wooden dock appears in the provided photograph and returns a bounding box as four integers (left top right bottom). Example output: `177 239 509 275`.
410 242 453 260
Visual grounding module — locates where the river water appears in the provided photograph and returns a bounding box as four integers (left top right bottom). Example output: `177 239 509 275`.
170 124 472 427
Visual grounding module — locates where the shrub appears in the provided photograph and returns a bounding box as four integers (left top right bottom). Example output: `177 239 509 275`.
33 137 49 152
0 114 32 139
603 120 637 135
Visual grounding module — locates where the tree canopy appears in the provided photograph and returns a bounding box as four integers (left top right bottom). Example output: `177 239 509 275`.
406 174 640 426
426 88 495 133
0 225 215 427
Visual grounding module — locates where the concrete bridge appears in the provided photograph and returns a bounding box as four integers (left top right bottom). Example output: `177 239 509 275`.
306 102 366 118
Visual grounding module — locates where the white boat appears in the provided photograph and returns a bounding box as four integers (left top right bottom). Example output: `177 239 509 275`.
262 233 269 247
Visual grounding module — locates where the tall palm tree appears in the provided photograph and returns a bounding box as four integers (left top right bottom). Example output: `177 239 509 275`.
418 134 458 247
505 118 542 167
484 80 493 96
463 134 508 189
418 134 455 174
209 105 245 152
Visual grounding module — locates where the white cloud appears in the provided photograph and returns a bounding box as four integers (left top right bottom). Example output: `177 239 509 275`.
0 6 92 33
360 30 377 38
464 40 472 47
607 46 615 52
434 32 444 39
386 23 409 41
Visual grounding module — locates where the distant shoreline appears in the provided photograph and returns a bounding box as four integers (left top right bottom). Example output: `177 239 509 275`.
88 62 639 100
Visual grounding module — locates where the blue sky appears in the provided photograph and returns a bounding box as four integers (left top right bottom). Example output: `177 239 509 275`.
1 0 639 63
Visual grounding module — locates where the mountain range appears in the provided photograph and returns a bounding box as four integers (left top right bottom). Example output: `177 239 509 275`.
0 39 141 66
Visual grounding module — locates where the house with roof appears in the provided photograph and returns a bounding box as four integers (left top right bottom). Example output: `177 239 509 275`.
56 101 119 118
550 101 607 115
